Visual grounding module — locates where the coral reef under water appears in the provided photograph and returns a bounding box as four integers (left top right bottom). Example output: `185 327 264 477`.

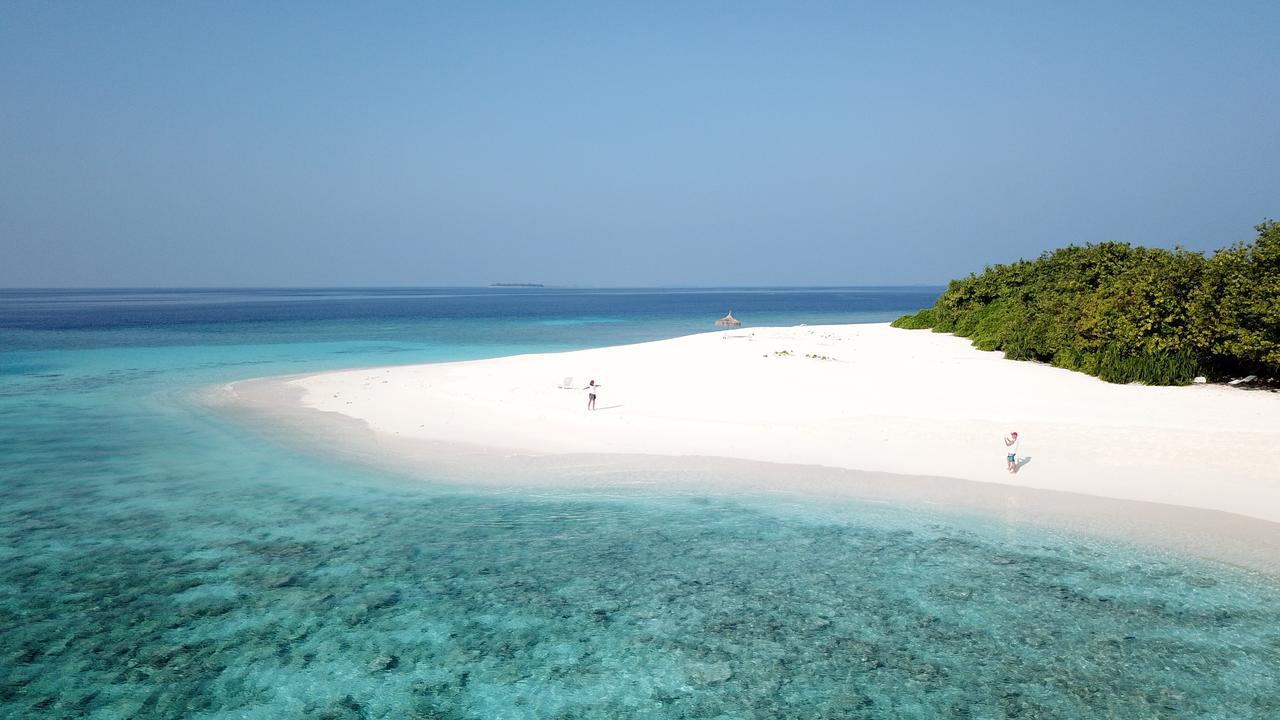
3 470 1279 719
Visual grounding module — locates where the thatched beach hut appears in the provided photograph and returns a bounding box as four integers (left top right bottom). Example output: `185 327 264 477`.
715 311 741 328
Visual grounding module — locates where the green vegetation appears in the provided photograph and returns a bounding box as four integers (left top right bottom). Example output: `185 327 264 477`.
893 221 1280 385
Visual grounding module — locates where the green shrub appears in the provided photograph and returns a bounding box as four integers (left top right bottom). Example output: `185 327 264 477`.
890 308 936 329
1095 348 1200 385
892 221 1278 385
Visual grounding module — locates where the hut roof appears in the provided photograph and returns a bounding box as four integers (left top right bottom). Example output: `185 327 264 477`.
715 310 741 327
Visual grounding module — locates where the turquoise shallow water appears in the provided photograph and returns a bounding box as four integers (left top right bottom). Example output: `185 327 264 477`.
2 288 1279 718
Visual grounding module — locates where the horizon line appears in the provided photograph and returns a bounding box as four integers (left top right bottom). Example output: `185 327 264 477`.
0 284 948 292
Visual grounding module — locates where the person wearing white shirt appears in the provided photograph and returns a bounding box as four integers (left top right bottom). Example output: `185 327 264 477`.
1004 431 1020 473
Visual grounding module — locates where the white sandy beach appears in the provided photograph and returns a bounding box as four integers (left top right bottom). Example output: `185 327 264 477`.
242 323 1280 523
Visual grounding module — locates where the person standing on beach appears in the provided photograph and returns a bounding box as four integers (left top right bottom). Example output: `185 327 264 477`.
585 379 600 411
1004 431 1020 473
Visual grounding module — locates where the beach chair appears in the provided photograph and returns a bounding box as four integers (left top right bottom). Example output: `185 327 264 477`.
559 376 574 389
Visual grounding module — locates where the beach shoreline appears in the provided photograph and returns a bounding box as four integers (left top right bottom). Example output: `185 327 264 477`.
213 322 1280 573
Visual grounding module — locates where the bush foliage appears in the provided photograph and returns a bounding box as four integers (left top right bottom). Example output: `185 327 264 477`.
892 220 1280 385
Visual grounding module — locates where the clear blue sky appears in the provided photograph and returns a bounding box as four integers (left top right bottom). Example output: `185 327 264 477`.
2 2 1277 287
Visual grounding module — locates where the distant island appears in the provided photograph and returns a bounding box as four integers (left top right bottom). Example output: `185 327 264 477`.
489 283 544 288
893 219 1279 385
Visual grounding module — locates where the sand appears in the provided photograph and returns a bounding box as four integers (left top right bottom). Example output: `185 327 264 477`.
238 323 1280 525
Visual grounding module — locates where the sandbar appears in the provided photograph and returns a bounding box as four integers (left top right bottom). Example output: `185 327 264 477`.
217 323 1280 571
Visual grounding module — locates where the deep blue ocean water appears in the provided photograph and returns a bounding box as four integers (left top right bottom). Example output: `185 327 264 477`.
1 287 1278 719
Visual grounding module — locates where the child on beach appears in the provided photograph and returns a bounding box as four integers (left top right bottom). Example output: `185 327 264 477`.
585 380 600 411
1004 431 1019 473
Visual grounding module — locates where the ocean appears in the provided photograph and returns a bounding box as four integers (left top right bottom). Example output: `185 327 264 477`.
1 287 1277 719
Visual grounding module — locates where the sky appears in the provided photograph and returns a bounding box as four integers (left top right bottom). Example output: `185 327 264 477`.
2 2 1278 287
